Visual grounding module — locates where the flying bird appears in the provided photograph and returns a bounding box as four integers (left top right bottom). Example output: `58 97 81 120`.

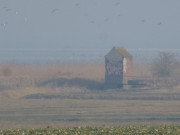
5 8 11 12
104 18 109 22
2 6 7 9
1 22 7 27
141 19 145 23
75 2 81 6
2 6 11 11
117 14 121 17
51 8 59 14
90 20 95 24
114 2 120 6
157 22 162 25
15 11 19 15
24 17 28 22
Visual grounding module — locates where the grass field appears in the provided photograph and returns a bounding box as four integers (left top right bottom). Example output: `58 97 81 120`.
1 126 180 135
1 90 180 129
0 62 180 129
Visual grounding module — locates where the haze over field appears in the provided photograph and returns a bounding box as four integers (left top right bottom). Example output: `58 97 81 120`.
0 0 180 62
1 1 180 129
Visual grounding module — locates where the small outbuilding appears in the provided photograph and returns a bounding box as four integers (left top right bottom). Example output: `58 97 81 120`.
105 47 132 88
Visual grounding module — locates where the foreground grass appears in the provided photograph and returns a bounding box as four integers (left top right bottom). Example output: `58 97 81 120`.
1 126 180 135
1 98 180 129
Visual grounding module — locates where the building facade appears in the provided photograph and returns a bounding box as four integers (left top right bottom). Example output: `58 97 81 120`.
105 47 132 88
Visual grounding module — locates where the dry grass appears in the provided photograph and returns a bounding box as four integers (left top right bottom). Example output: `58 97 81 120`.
0 61 178 98
132 62 152 77
0 62 105 98
0 62 105 80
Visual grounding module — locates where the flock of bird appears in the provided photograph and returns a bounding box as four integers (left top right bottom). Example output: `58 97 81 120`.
0 1 163 30
0 5 25 28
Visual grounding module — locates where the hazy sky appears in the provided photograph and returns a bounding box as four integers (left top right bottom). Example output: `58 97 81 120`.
0 0 180 49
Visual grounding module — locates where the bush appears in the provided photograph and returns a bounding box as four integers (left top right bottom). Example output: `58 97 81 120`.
151 52 180 88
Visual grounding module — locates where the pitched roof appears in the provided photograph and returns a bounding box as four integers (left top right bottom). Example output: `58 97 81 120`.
115 47 132 57
105 47 132 62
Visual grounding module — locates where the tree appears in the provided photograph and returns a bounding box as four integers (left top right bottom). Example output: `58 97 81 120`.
151 52 179 88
